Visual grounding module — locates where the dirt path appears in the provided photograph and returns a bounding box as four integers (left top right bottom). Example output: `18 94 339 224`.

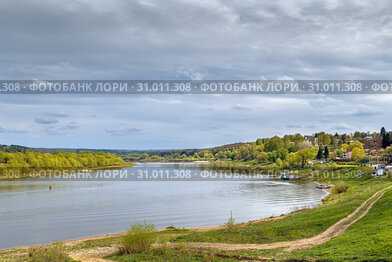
69 246 117 262
177 185 392 251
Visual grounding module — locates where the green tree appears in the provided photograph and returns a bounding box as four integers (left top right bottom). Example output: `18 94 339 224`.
381 127 386 137
275 158 283 167
265 136 284 152
348 141 364 150
382 133 391 149
324 146 329 159
352 147 365 161
316 147 323 160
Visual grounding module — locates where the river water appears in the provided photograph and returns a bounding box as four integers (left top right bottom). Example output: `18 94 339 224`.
0 162 327 249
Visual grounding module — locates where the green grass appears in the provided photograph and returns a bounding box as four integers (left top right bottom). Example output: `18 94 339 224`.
107 246 239 262
290 190 392 261
69 228 191 251
119 222 157 254
173 179 391 244
109 182 392 261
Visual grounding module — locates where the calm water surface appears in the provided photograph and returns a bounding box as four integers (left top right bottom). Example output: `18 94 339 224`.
0 163 327 249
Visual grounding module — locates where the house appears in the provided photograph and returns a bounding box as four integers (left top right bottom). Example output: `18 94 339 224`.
373 168 384 176
372 164 382 170
342 150 352 160
305 138 313 146
384 154 392 162
369 149 377 155
364 138 378 149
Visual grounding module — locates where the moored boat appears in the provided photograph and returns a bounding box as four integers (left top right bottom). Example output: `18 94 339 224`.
316 184 331 189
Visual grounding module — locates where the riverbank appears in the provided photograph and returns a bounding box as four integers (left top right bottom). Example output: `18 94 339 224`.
0 214 292 253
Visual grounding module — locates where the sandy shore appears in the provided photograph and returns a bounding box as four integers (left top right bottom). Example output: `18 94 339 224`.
0 214 290 253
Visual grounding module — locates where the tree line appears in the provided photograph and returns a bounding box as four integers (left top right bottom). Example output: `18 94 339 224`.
124 127 392 168
0 151 126 169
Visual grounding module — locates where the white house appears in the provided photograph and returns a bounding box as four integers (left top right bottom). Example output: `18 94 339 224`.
373 168 384 176
342 151 352 160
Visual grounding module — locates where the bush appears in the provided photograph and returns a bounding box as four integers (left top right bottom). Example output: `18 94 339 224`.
224 211 237 229
329 162 338 170
333 182 350 194
119 222 156 254
28 242 70 262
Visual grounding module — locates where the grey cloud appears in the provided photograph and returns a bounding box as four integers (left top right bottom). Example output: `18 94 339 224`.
106 128 143 136
333 124 353 130
34 117 58 125
287 125 302 129
1 0 392 79
1 1 392 148
0 126 27 134
47 111 69 118
60 121 79 130
325 107 383 117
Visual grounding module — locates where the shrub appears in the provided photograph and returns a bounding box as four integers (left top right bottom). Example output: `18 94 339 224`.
28 242 70 262
119 222 156 254
329 162 338 170
333 182 350 194
224 211 237 229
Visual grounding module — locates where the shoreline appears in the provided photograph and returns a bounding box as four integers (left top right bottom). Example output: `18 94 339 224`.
0 181 331 253
0 215 291 253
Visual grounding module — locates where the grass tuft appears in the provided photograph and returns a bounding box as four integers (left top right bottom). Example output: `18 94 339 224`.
333 182 350 194
28 242 71 262
119 222 157 254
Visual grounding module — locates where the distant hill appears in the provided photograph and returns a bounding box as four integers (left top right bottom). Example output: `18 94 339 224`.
1 141 251 156
34 148 148 154
32 142 251 156
0 144 36 153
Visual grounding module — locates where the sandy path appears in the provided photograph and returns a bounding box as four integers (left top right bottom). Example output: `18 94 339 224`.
176 185 392 251
69 246 117 262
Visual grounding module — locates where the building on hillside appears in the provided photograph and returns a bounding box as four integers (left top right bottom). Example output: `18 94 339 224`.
373 168 384 176
364 138 378 149
342 150 352 160
369 149 378 155
384 154 392 162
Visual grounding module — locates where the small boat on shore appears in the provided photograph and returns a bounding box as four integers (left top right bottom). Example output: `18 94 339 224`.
316 184 331 189
280 174 290 180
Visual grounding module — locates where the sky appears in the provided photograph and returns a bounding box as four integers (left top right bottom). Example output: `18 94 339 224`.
0 0 391 149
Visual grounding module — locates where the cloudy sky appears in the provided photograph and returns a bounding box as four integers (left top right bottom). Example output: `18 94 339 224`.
0 0 391 149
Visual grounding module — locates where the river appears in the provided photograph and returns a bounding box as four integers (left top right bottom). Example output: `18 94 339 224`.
0 162 327 249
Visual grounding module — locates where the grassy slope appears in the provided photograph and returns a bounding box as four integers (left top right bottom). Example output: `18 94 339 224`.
291 190 392 261
107 179 392 261
173 178 391 244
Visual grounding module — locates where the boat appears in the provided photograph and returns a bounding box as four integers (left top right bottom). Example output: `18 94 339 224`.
280 174 290 180
316 184 331 189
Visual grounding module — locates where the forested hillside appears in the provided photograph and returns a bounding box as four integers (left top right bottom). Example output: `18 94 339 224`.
0 144 35 153
0 151 126 169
